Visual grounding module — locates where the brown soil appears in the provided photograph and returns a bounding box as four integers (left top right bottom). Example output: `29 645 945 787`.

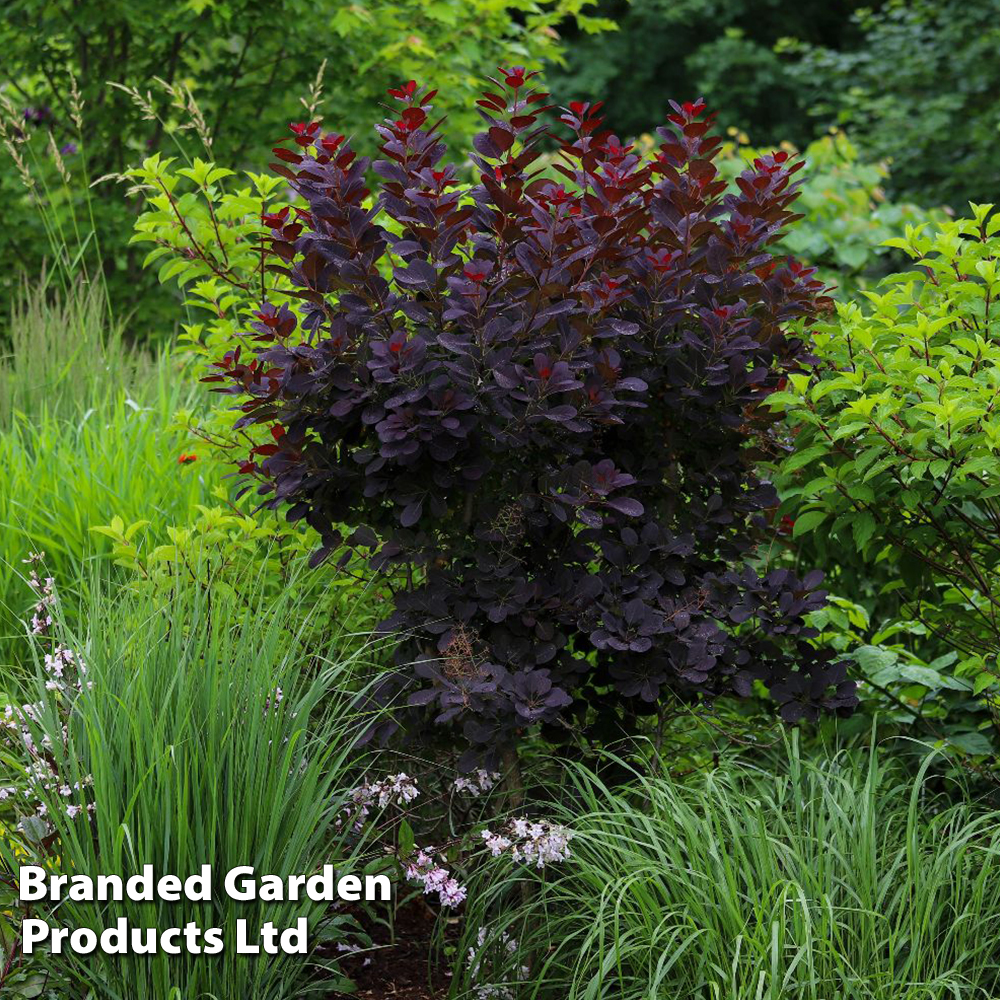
329 899 454 1000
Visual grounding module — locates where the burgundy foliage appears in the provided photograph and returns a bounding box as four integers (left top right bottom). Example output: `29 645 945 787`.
205 72 856 766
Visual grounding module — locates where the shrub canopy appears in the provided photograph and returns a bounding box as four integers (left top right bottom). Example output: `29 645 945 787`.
206 74 857 764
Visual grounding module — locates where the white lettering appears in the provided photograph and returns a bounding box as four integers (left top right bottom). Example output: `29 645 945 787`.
225 866 256 902
235 918 259 954
338 874 361 901
17 866 48 902
20 919 49 953
365 874 391 901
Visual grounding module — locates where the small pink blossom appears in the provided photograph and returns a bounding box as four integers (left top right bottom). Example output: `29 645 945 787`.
402 844 466 908
481 817 573 867
453 769 500 797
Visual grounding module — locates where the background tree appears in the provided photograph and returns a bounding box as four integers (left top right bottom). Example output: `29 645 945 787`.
786 0 1000 207
545 0 872 147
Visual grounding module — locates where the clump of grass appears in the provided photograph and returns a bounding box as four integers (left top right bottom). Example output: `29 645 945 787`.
0 280 155 429
0 379 217 672
0 275 391 685
458 737 1000 1000
0 273 227 672
1 577 377 999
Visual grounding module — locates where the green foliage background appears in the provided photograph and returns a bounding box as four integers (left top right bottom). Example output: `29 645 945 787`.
786 0 1000 206
0 0 612 336
546 0 866 146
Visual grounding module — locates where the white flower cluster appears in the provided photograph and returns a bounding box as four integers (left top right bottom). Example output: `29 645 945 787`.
453 769 500 797
338 772 420 832
41 646 89 694
466 926 529 999
1 558 96 831
481 817 573 868
24 552 55 636
403 846 467 908
369 772 420 808
262 686 283 715
1 700 45 756
0 752 95 829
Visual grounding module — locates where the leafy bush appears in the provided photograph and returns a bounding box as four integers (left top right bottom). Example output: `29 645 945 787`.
89 502 392 668
771 205 1000 759
805 596 992 758
124 155 291 360
184 77 859 768
457 738 1000 998
0 577 373 999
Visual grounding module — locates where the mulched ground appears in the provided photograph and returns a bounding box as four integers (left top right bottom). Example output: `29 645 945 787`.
329 898 455 1000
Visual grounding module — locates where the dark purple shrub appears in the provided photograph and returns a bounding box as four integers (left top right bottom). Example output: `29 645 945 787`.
206 72 857 767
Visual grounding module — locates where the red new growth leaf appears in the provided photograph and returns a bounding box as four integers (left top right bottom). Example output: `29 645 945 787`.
261 207 290 228
289 121 321 147
388 80 418 101
402 107 428 129
501 65 526 87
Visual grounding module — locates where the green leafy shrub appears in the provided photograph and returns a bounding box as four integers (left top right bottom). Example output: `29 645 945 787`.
771 205 1000 762
457 738 1000 998
806 596 990 756
124 155 288 360
88 501 392 665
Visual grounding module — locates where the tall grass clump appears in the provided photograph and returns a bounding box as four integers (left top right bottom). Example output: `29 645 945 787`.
0 290 390 680
1 577 376 1000
0 281 153 429
458 739 1000 1000
0 382 219 671
0 275 223 671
